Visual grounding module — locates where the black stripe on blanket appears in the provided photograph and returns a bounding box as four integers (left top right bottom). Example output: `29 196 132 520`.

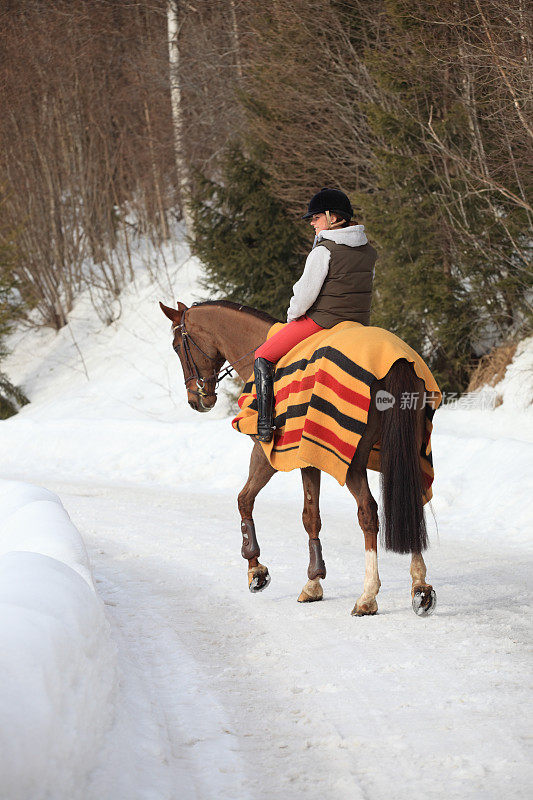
273 395 366 437
273 346 375 387
310 395 367 435
271 444 301 455
301 435 352 467
273 402 310 428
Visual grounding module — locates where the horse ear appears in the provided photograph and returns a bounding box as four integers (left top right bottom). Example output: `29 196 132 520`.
159 301 187 323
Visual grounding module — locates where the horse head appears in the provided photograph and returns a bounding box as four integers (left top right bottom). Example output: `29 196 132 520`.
160 301 225 413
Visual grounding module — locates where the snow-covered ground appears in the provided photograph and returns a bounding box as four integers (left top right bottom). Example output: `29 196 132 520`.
1 238 532 799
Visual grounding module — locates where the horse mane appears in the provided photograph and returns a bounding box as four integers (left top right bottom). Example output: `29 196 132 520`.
192 300 279 325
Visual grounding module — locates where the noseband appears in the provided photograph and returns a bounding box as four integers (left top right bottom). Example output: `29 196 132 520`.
172 311 255 406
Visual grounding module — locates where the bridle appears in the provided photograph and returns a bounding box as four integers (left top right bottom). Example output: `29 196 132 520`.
172 309 255 406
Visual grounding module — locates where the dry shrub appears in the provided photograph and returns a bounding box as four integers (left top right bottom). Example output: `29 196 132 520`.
467 342 517 392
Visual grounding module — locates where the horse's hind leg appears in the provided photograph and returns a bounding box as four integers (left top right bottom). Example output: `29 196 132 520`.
346 467 380 615
298 467 326 603
410 398 437 617
238 441 276 593
411 402 437 616
346 394 381 616
410 552 436 615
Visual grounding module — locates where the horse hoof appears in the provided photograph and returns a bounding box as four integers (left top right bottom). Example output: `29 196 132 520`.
351 600 378 616
412 586 437 616
297 578 323 603
297 591 323 603
248 571 271 593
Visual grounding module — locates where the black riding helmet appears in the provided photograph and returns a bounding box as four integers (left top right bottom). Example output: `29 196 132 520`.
302 187 353 222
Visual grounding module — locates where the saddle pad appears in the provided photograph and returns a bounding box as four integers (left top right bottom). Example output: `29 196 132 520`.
232 321 441 502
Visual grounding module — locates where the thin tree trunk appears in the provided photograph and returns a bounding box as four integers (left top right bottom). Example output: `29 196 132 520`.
167 1 193 234
144 98 169 242
229 0 243 83
474 0 533 140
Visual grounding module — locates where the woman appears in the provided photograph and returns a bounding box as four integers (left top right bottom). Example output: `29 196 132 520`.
254 187 377 442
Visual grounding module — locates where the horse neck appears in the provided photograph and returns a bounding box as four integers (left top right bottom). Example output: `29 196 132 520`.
189 305 273 381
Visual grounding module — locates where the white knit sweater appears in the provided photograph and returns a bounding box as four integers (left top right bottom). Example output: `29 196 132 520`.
287 225 369 322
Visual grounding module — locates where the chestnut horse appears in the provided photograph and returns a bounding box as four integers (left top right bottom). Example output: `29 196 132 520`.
160 299 437 617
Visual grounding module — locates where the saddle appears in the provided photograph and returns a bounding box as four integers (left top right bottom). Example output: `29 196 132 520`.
232 322 441 502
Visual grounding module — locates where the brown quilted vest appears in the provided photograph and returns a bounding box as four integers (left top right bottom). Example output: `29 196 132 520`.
307 238 376 328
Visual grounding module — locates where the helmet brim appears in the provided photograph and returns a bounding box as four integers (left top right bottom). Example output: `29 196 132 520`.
301 209 352 221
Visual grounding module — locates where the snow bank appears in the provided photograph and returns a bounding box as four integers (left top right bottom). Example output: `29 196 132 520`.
0 480 116 800
0 236 253 491
494 335 533 410
1 232 228 426
459 335 533 412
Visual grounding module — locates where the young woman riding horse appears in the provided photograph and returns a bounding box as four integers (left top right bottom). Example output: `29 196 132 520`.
160 188 438 617
254 188 377 442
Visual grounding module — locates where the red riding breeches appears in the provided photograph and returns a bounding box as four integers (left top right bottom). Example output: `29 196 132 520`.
254 315 324 362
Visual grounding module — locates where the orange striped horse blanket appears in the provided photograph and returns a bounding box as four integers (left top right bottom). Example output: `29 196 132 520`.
232 321 441 503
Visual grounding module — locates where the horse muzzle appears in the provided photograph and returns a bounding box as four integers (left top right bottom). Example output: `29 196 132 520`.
187 383 217 412
189 396 217 412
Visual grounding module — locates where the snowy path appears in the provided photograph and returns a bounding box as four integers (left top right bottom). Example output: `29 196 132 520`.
32 476 532 800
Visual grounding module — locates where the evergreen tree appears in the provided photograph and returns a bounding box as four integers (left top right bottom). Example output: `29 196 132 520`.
190 146 309 321
354 2 531 391
355 99 478 391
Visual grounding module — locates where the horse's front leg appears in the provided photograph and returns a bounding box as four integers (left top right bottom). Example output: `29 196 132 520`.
298 467 326 603
238 441 276 592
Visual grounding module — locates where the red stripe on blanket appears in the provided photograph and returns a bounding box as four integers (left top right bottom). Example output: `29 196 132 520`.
303 419 356 460
275 374 316 404
238 391 256 409
275 368 370 411
274 417 359 460
274 423 354 460
274 427 304 447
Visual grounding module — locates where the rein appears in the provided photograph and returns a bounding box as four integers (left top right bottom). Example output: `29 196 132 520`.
172 312 255 401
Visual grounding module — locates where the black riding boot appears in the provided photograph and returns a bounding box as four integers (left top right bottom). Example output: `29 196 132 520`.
254 357 275 442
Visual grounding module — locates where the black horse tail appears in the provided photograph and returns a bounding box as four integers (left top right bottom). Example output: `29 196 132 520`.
379 359 428 554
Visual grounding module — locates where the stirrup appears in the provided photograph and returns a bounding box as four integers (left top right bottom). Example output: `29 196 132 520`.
256 423 275 443
254 357 275 443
